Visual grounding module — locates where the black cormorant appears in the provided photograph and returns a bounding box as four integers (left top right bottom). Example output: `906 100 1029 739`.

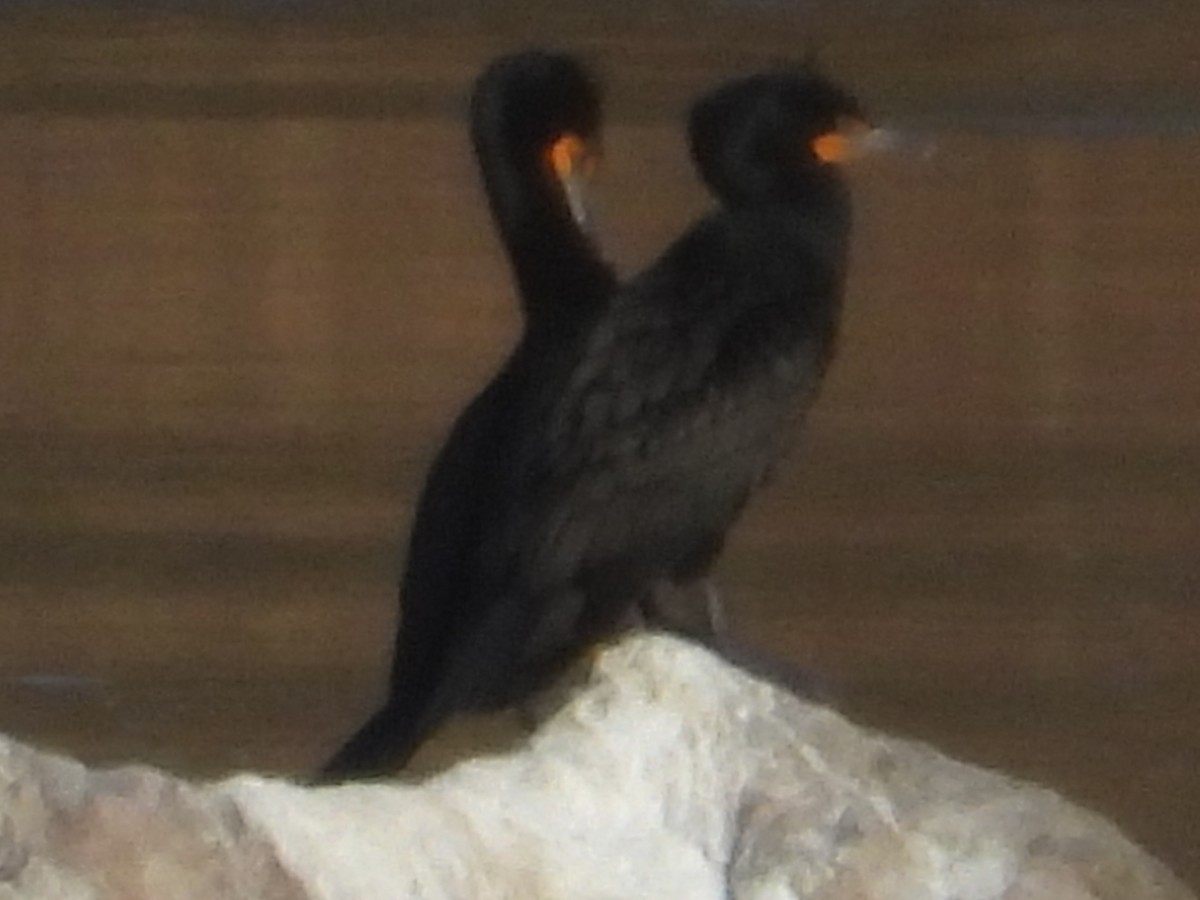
319 51 613 780
323 64 874 780
470 67 872 679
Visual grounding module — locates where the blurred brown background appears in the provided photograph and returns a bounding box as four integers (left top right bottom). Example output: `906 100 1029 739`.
1 0 1197 888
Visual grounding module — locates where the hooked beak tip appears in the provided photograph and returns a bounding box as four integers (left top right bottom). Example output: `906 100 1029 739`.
862 126 939 160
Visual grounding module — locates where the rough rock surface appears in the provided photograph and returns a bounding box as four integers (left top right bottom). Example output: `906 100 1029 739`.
1 634 1194 899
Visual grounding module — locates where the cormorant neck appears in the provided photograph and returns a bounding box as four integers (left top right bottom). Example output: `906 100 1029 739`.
722 175 853 299
472 128 611 326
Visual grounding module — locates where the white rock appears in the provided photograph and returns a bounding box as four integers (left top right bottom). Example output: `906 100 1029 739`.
0 634 1193 900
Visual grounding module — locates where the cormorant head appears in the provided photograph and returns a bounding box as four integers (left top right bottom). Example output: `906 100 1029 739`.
688 67 873 206
470 50 603 229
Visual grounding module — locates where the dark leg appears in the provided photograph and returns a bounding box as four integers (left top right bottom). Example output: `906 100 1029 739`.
641 577 726 640
643 577 829 702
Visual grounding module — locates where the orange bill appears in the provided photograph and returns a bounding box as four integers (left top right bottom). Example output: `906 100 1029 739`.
548 133 590 179
546 132 598 230
811 117 876 164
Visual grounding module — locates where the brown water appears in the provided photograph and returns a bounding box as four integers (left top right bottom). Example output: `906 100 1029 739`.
1 3 1198 887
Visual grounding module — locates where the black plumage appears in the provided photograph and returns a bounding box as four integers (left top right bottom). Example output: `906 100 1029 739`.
319 51 613 780
323 64 867 780
468 68 864 658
